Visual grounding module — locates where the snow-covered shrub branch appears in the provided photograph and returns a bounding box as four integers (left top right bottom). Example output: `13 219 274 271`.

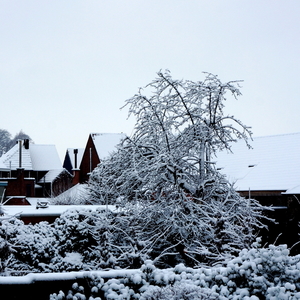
88 70 266 266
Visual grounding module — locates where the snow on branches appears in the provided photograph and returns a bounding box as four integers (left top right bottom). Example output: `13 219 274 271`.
88 70 266 266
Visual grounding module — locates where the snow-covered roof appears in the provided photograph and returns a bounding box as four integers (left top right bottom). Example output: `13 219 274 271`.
0 142 61 171
38 169 71 184
0 159 9 171
66 148 84 168
52 183 89 204
283 185 300 195
29 144 62 170
91 133 126 159
215 132 300 192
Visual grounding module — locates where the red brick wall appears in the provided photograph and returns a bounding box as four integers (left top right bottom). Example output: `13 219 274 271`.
5 169 35 197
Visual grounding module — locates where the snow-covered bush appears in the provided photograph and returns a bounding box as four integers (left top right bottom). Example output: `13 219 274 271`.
140 283 218 300
49 245 300 300
0 218 58 273
50 282 87 300
88 71 267 267
50 273 105 300
0 236 13 274
53 208 99 256
223 240 300 299
0 209 116 273
0 208 144 273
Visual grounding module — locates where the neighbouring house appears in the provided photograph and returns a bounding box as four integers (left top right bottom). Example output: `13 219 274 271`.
63 133 126 184
215 132 300 249
63 148 84 174
0 139 73 202
38 169 73 198
51 183 90 205
215 132 300 203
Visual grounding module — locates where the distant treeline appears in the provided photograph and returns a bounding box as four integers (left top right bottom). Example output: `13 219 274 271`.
0 129 32 156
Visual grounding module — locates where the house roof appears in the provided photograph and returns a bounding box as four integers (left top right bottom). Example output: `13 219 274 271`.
52 183 89 203
0 142 62 171
215 132 300 192
66 148 84 169
0 159 9 171
90 133 126 159
283 185 300 195
38 169 71 184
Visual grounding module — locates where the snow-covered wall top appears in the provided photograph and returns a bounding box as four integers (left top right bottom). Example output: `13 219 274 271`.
1 204 117 218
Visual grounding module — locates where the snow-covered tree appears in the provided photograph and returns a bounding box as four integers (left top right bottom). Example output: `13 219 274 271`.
9 130 32 149
0 129 11 157
88 70 267 266
0 129 32 157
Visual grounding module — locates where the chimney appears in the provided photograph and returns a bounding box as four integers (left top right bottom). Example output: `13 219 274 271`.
74 149 78 169
18 139 22 168
24 139 29 149
72 149 80 185
17 139 25 195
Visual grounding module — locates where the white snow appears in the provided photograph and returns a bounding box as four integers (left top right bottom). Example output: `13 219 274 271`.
62 253 83 265
52 183 90 204
0 269 140 284
38 169 71 183
91 133 126 160
1 204 117 218
29 144 62 170
0 142 62 171
215 132 300 192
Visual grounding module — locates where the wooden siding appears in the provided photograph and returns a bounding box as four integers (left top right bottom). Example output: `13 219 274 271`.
79 134 100 183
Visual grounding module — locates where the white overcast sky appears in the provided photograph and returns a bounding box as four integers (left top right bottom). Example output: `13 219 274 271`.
1 0 300 160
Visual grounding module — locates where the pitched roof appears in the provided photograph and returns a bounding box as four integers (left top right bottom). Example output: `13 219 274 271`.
52 183 89 203
38 169 71 184
283 185 300 195
215 132 300 192
66 148 84 169
0 142 62 171
0 158 9 171
90 133 126 159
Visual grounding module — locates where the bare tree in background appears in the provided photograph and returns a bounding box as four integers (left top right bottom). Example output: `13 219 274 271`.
0 129 32 156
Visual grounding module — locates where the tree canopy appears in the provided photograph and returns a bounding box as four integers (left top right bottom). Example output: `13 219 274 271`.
0 129 32 156
88 71 266 266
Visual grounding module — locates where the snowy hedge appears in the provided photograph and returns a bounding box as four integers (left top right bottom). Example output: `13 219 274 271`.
1 209 300 299
0 208 117 274
49 242 300 300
